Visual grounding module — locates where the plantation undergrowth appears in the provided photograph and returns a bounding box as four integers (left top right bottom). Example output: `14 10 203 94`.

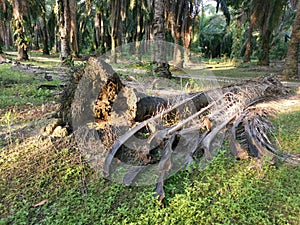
0 60 299 224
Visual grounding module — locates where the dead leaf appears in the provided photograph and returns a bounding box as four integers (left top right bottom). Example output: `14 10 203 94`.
33 199 48 207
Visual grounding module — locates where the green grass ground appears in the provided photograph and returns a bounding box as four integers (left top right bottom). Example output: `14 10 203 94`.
0 56 299 224
0 64 58 109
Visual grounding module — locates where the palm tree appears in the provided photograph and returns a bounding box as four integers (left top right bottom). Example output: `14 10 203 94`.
226 0 286 65
170 0 184 68
69 0 79 57
182 0 198 65
56 0 71 62
0 0 5 52
0 0 13 51
110 0 120 63
252 0 286 65
153 0 171 78
56 0 78 62
134 0 147 60
40 0 49 55
243 1 254 62
12 0 29 60
283 0 300 79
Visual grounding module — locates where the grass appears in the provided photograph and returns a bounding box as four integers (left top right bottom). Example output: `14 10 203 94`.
0 64 59 110
1 144 299 224
272 111 300 154
210 67 268 78
0 59 299 224
206 60 281 78
113 59 273 80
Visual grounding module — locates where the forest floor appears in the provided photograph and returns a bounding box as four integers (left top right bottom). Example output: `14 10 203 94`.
0 52 300 224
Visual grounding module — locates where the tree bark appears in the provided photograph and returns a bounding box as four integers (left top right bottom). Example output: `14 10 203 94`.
153 0 172 78
243 13 254 63
182 0 193 66
5 21 13 50
100 14 106 54
94 12 100 50
12 0 29 61
41 1 49 55
110 0 121 63
14 19 29 61
53 25 58 53
170 0 184 68
0 0 13 50
282 1 300 79
135 3 144 60
34 21 40 50
57 0 71 62
69 0 78 57
254 0 286 66
258 30 271 66
0 22 5 52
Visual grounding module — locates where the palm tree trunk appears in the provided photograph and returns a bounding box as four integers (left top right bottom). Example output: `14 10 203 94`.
0 21 5 52
282 1 300 79
171 0 184 68
100 12 106 54
183 20 192 66
243 14 254 63
41 1 49 55
5 21 13 50
53 25 58 53
13 0 29 61
34 21 39 50
0 0 12 50
135 3 143 60
69 0 78 57
57 0 71 62
173 35 183 68
153 0 171 78
182 0 193 66
255 0 286 66
94 12 100 50
258 30 271 66
14 19 29 61
110 0 121 63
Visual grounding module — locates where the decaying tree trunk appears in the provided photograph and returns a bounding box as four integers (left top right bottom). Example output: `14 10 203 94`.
60 57 299 201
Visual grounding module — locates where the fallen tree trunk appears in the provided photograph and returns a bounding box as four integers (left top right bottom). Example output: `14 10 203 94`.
66 57 299 200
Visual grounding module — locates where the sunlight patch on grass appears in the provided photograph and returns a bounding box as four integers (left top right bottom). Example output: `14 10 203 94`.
272 110 300 154
0 64 58 110
210 67 268 78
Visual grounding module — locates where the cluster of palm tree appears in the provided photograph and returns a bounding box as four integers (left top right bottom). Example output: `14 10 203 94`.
0 0 299 77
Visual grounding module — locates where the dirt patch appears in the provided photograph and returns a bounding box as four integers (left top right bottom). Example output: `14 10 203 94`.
11 63 71 83
0 102 59 148
255 94 300 113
